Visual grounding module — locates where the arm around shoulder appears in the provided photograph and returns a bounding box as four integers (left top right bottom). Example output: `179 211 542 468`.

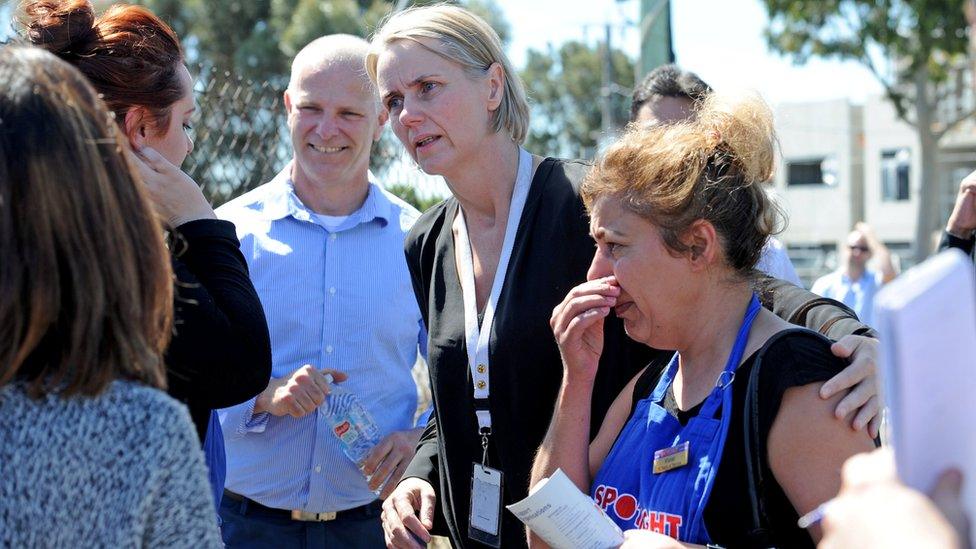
760 275 877 339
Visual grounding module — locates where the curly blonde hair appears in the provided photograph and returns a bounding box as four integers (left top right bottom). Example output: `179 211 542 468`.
582 91 783 277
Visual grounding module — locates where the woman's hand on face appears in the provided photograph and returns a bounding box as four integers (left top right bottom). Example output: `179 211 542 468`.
129 145 215 228
550 276 620 383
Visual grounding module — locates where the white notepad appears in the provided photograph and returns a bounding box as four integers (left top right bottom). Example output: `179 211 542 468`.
874 249 976 546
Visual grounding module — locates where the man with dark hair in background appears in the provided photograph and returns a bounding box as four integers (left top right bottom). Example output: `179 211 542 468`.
630 63 712 125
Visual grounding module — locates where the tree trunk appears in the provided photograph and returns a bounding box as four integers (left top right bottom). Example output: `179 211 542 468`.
913 67 942 264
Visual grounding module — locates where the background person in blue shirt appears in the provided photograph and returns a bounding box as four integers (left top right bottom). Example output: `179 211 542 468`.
811 223 897 326
215 34 427 549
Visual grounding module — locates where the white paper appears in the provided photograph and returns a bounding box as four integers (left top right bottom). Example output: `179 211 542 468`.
874 249 976 547
506 469 624 549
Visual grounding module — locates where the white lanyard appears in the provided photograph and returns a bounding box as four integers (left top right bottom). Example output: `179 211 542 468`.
455 147 532 432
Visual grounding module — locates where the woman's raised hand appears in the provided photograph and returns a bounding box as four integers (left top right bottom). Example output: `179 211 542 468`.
129 145 215 228
550 276 620 382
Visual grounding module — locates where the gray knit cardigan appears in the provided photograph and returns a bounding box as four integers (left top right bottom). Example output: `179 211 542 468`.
0 380 222 548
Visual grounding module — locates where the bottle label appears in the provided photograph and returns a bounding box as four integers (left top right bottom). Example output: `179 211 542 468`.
334 420 358 444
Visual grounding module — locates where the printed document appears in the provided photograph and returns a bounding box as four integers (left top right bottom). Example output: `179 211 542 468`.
507 469 623 549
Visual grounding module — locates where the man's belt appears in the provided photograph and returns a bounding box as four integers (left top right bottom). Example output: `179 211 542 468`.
223 489 380 522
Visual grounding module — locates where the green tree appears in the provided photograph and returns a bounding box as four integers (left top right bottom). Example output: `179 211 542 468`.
760 0 971 261
139 0 508 82
385 182 444 212
131 0 508 203
520 40 635 159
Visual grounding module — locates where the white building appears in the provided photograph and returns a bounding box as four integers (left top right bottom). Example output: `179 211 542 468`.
772 99 864 286
773 94 976 287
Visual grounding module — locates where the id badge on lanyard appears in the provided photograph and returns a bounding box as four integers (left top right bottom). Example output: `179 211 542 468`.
468 462 504 546
456 147 532 548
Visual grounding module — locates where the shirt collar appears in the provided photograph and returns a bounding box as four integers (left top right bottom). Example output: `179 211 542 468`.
840 270 874 286
255 161 392 228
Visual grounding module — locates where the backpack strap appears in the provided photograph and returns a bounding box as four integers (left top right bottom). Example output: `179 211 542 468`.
743 328 834 548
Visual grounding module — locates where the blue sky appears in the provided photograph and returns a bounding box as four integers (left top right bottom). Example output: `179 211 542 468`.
496 0 885 106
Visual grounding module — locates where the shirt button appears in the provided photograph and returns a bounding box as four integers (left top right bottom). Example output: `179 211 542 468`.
476 380 487 390
477 364 486 374
329 286 336 295
315 465 322 473
330 233 337 241
326 345 334 354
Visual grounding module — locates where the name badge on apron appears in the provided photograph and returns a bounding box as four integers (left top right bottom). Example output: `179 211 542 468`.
653 441 690 474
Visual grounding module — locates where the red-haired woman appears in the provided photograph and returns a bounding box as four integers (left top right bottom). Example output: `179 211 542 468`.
20 0 273 510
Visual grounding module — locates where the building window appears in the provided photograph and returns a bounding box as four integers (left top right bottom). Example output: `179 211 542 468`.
787 158 826 186
881 148 911 201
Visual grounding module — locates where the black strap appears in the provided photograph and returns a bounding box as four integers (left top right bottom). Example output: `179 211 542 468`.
743 328 834 548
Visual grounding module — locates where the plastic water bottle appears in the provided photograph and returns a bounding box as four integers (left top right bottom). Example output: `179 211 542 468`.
319 374 381 471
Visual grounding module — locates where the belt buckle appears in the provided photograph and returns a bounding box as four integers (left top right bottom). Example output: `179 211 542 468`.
290 510 338 522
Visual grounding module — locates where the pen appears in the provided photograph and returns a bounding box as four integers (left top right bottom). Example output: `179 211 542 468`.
796 500 834 529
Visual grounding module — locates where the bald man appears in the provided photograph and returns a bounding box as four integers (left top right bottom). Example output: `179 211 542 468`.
216 35 427 548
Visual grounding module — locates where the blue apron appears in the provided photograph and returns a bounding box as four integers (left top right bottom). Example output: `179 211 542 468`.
592 295 761 543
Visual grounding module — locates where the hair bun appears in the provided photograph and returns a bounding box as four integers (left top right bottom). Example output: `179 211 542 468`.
22 0 98 55
697 90 776 185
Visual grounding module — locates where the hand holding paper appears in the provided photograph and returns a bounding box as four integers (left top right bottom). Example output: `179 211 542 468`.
508 469 624 549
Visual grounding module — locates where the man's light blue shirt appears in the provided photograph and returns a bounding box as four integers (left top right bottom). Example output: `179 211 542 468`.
216 165 426 512
811 268 884 326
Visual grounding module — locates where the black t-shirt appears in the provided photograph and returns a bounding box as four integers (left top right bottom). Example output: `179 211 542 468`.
631 330 846 548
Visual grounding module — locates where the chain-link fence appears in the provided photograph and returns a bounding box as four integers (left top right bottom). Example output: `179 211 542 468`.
185 64 449 208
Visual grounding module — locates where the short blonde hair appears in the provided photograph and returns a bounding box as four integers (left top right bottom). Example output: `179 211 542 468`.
582 91 783 277
366 4 529 144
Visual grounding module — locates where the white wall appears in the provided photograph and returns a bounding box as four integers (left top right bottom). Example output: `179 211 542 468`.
773 99 861 246
862 97 919 244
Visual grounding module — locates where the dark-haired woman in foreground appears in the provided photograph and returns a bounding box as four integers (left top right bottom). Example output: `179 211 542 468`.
532 93 876 548
20 0 272 509
0 45 220 547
